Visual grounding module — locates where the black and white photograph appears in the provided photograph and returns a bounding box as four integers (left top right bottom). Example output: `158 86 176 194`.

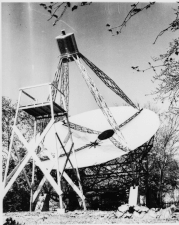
1 1 179 224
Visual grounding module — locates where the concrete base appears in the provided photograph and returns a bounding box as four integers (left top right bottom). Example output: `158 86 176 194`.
56 208 66 214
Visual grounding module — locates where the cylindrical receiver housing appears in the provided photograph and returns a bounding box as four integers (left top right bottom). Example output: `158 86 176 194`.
56 32 79 61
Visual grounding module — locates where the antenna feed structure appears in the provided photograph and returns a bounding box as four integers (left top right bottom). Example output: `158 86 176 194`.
56 30 79 62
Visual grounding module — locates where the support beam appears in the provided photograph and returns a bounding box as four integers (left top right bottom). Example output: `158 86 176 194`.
30 119 37 211
73 55 129 152
3 90 22 188
65 115 86 210
3 119 62 198
32 133 85 202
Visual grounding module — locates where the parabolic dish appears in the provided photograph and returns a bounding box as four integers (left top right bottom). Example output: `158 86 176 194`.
42 106 160 169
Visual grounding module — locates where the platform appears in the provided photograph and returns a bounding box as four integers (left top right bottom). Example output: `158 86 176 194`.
19 101 66 119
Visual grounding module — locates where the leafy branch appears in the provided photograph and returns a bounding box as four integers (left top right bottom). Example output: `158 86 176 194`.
153 5 179 44
40 2 92 26
106 2 155 36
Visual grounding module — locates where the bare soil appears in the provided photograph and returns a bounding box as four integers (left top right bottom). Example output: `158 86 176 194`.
3 210 179 224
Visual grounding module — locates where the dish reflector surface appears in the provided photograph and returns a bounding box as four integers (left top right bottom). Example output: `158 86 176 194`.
42 106 159 169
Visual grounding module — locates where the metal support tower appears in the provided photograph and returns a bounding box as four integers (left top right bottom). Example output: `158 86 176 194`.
48 30 148 208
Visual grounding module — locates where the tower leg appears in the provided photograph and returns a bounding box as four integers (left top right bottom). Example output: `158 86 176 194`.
60 82 86 210
30 159 35 211
65 115 86 210
30 119 37 211
54 124 63 210
3 90 22 188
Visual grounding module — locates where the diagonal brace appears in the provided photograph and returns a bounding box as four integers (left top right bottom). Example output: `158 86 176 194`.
3 119 62 198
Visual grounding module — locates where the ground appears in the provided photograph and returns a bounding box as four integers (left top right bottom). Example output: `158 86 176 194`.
3 210 179 224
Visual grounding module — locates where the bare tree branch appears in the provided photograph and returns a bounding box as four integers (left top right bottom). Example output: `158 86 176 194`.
40 2 92 26
47 2 65 22
106 2 155 36
132 38 179 108
153 7 179 44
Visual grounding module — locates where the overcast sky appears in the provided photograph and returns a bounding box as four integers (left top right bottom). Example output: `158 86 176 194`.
2 2 178 115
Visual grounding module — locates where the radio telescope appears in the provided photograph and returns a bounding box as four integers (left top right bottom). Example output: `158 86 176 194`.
3 30 159 212
41 30 159 168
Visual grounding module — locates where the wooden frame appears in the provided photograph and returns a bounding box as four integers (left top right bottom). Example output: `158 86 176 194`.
3 83 86 211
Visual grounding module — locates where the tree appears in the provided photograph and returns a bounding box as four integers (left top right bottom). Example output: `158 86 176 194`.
2 97 16 171
122 3 179 207
107 2 179 44
2 97 34 157
147 113 179 207
132 38 179 110
2 96 34 176
108 3 179 113
118 3 178 111
2 96 35 212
